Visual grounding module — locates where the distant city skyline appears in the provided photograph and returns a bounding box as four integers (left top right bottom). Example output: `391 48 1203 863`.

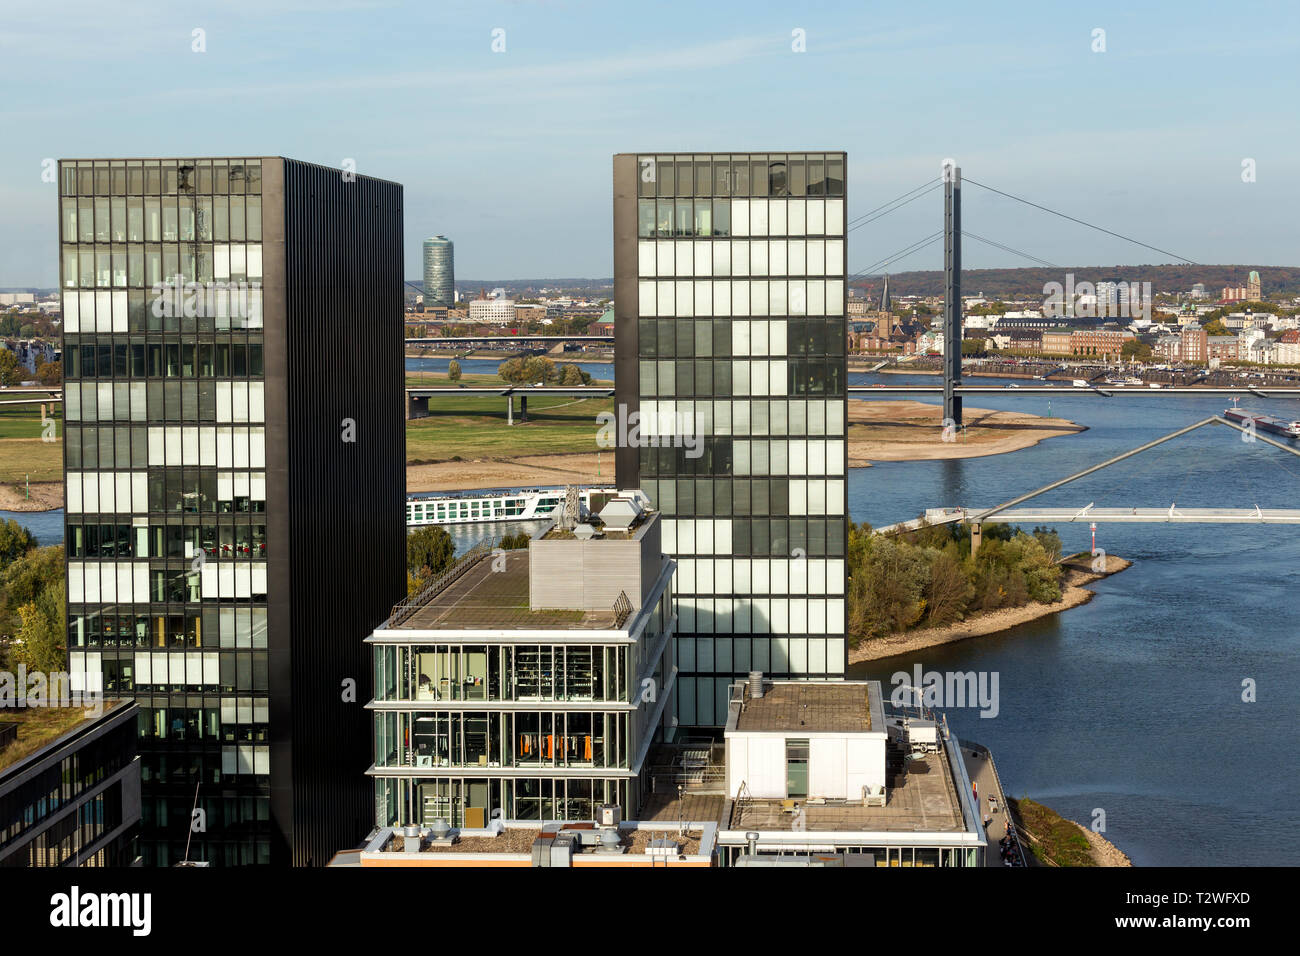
2 0 1299 286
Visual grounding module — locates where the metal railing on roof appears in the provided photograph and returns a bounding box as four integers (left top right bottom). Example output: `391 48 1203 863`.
385 537 497 628
612 590 632 628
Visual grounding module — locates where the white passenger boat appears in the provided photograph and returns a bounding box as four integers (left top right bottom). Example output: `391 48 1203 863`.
406 486 618 526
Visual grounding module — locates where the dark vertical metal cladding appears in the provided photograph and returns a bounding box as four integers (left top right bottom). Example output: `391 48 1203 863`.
944 165 962 425
612 154 640 488
267 158 407 866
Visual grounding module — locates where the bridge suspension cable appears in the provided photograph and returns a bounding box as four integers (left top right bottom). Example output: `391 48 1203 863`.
963 177 1197 265
964 231 1060 270
847 181 942 232
849 232 943 281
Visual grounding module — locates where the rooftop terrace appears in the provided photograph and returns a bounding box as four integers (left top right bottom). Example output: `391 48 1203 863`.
0 701 125 775
386 550 618 631
727 750 965 834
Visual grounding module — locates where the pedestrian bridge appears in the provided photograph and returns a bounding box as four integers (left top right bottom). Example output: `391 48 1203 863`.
875 415 1300 538
876 505 1300 535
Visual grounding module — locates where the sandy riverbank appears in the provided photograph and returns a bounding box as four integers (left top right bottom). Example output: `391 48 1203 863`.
848 400 1084 466
0 482 63 513
407 454 612 493
848 553 1131 664
407 400 1082 490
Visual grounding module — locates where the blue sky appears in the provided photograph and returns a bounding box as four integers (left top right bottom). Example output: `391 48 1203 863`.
2 0 1297 286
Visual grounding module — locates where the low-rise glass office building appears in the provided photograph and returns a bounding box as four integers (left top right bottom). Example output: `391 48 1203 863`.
366 503 675 828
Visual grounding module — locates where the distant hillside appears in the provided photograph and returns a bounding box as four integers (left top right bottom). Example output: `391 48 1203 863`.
849 265 1300 300
407 278 613 296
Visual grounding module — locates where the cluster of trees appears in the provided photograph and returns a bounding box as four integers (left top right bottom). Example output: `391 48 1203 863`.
33 357 61 385
1121 340 1154 361
0 350 59 386
1200 301 1283 322
0 520 65 673
846 519 1063 645
0 311 58 339
406 525 454 596
497 356 591 386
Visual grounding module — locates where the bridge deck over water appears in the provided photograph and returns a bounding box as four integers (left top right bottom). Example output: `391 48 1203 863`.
876 506 1300 535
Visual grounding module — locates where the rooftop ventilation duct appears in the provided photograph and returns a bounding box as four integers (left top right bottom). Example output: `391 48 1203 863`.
749 671 765 699
594 829 624 854
599 497 642 531
401 825 422 853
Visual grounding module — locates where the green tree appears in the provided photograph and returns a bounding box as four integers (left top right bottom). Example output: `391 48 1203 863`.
522 355 558 384
2 545 65 671
0 348 21 386
560 363 586 386
447 359 462 382
497 357 528 383
11 600 65 673
2 544 64 610
1121 340 1153 361
0 518 37 567
406 526 454 578
35 359 61 386
924 549 972 627
1031 527 1063 564
848 536 930 640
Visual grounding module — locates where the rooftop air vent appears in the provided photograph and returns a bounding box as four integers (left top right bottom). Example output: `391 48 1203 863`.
599 497 642 531
595 829 624 854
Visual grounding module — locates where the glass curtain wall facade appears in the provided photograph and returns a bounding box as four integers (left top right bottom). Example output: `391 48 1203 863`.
58 157 408 866
422 236 454 308
367 571 675 829
613 152 849 730
60 158 271 866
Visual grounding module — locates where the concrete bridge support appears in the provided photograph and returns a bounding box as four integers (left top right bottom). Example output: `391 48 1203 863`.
506 395 530 425
970 521 982 557
406 393 429 420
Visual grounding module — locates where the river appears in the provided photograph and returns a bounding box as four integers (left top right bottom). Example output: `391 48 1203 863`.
843 371 1300 866
5 362 1295 864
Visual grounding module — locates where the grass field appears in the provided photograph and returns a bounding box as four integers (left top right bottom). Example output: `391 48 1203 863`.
0 374 614 481
407 393 612 462
0 407 63 484
404 369 612 462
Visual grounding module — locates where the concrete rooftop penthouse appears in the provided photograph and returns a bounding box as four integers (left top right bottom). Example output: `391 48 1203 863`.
376 506 667 635
732 681 875 733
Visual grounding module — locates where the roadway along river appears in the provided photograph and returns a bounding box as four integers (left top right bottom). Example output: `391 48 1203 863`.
5 361 1295 864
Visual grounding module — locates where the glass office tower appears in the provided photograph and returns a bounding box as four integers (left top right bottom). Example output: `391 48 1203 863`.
612 152 849 731
422 236 455 308
58 157 407 865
